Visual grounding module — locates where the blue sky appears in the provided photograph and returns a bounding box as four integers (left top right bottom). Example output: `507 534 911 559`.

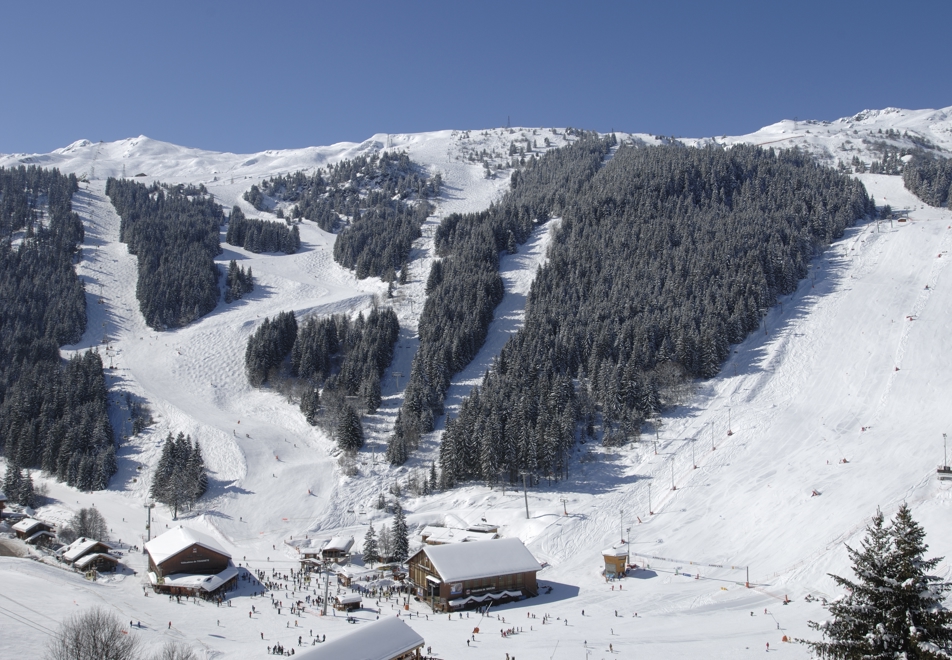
2 0 950 155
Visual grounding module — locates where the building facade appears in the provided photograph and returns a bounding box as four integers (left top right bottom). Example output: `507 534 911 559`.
407 537 541 611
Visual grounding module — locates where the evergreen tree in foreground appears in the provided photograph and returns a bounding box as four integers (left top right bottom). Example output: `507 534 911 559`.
391 503 410 563
149 433 208 519
800 504 952 658
362 522 379 567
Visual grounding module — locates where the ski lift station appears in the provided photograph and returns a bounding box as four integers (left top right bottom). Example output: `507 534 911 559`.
602 541 630 578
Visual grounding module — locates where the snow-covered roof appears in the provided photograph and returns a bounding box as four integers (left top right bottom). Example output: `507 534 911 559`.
420 526 497 545
296 616 424 660
145 525 231 565
12 518 48 534
148 564 238 592
74 553 119 570
602 542 630 558
323 536 354 553
421 537 541 583
335 594 362 605
0 490 7 502
62 537 113 562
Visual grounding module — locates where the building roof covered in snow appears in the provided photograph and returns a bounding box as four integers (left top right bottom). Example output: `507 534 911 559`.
323 536 354 553
12 518 51 536
148 564 238 593
295 616 424 660
602 542 630 558
0 490 7 502
420 525 497 545
145 525 231 566
419 537 541 583
62 537 113 563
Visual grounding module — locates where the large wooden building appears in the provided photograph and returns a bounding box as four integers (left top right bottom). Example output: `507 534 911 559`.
408 537 541 611
145 525 237 596
296 616 424 660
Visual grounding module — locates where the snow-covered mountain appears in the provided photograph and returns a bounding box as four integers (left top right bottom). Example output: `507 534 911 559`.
2 107 952 659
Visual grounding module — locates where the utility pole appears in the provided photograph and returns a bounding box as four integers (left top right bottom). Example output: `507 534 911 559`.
560 498 568 516
322 563 331 615
711 422 716 451
144 502 155 542
671 459 676 490
692 439 697 469
648 483 653 516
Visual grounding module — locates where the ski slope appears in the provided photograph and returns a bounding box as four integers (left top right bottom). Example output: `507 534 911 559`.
2 109 952 659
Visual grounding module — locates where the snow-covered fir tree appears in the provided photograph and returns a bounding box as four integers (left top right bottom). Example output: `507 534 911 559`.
362 522 379 567
801 504 952 658
391 503 409 563
150 432 208 519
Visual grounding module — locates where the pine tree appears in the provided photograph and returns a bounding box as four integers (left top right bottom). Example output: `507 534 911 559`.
18 470 36 508
336 404 364 452
362 522 379 567
185 440 208 507
801 505 952 658
391 503 410 563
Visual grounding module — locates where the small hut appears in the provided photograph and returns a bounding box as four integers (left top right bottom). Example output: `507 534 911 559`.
334 594 362 611
602 542 629 578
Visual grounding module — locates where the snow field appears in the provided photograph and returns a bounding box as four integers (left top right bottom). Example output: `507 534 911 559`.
1 114 952 658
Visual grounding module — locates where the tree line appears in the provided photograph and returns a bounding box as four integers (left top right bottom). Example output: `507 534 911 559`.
0 166 116 492
149 432 208 519
436 142 872 486
388 133 616 465
246 151 440 280
226 206 300 254
224 260 254 303
106 178 224 330
903 153 952 208
244 306 399 452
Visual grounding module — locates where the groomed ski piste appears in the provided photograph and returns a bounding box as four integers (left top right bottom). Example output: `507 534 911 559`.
2 107 952 659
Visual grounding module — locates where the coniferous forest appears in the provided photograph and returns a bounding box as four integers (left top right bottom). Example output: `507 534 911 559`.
106 178 224 330
428 142 873 486
246 151 440 280
388 134 616 463
244 306 399 451
0 166 117 492
226 206 300 254
903 153 952 208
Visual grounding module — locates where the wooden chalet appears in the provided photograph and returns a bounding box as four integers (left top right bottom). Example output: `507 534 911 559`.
408 537 541 612
145 525 237 596
12 518 54 545
296 616 424 660
321 536 354 561
60 537 119 572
